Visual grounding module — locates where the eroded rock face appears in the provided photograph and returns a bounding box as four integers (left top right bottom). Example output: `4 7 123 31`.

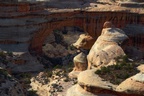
67 69 118 96
116 72 144 95
87 25 128 69
73 34 95 50
0 67 27 96
137 64 144 72
73 52 87 71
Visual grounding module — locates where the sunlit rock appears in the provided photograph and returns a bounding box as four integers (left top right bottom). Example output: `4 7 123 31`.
87 22 128 69
116 72 144 95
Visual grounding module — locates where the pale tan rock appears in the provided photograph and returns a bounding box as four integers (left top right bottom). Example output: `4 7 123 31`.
87 27 128 69
68 71 81 78
69 52 87 78
78 69 117 90
66 84 96 96
116 72 144 95
137 64 144 72
67 69 117 96
73 52 87 71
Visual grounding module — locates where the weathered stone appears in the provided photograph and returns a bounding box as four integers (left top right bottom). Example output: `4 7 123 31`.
67 69 118 96
116 72 144 95
73 34 95 50
87 24 128 69
66 84 96 96
137 64 144 72
73 52 87 71
78 69 117 91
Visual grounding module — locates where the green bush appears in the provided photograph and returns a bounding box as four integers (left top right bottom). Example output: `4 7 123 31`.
95 55 139 85
27 90 38 96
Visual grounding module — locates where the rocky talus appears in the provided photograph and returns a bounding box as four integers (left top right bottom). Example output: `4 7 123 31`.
0 67 27 96
30 68 77 96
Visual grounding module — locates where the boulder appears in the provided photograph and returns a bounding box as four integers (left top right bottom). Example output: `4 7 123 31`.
67 69 117 96
116 72 144 95
69 52 87 78
78 69 117 91
73 52 87 71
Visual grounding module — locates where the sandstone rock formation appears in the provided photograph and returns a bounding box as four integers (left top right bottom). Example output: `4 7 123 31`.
69 52 87 78
87 22 128 69
0 67 27 96
117 0 144 7
73 34 95 50
116 72 144 95
137 64 144 72
73 52 87 71
69 22 128 78
67 69 117 96
66 22 143 96
69 33 94 78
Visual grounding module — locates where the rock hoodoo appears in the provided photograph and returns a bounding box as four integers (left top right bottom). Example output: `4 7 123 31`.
87 22 128 69
66 22 144 96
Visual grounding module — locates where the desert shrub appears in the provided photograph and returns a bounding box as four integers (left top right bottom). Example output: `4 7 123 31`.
27 90 38 96
95 55 139 85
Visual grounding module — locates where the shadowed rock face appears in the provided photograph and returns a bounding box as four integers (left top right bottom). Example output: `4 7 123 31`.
0 67 27 96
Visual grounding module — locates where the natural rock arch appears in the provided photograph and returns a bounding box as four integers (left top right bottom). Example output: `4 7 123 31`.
29 18 84 54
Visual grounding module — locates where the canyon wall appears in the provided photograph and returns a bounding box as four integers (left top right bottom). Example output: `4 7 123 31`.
30 11 144 54
0 2 143 54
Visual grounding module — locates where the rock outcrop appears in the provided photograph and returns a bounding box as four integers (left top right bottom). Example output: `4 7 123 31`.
67 69 118 96
73 52 87 71
87 23 128 69
116 72 144 95
73 34 95 50
66 22 144 96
